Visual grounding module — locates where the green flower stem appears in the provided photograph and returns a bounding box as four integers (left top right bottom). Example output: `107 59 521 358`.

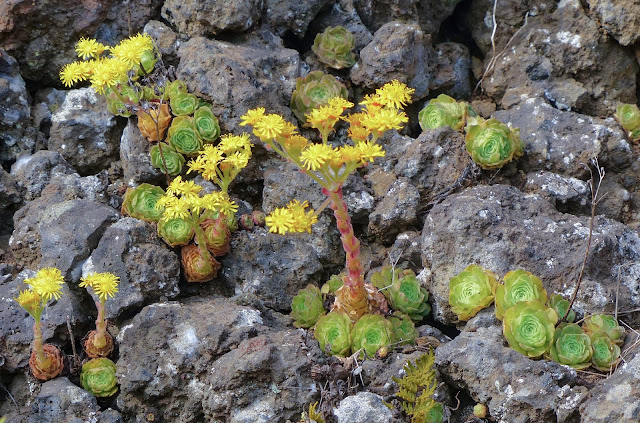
94 299 108 349
264 139 329 188
33 321 48 368
193 223 214 264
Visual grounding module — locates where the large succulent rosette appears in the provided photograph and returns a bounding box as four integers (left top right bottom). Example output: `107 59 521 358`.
590 331 621 371
494 269 548 321
80 358 118 397
614 103 640 142
311 26 356 69
547 293 575 323
350 314 394 358
290 71 349 125
158 217 194 247
448 265 497 321
548 323 592 369
200 216 231 256
181 244 221 282
29 344 64 381
582 314 625 346
291 284 326 328
503 300 558 358
168 116 203 156
313 311 352 356
464 117 524 170
170 91 198 116
418 94 470 131
137 102 172 142
150 142 185 176
387 270 430 321
121 183 165 223
193 106 221 143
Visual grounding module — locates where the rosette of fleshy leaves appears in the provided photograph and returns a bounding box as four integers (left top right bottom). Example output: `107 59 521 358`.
181 244 222 283
503 300 558 358
200 214 232 256
170 90 198 116
291 284 326 328
105 85 140 117
80 358 118 397
311 26 356 69
371 266 430 321
547 293 575 323
590 331 622 372
193 106 221 143
389 313 419 346
79 272 119 358
464 116 524 170
494 269 548 321
314 311 352 356
290 71 349 125
150 142 185 176
121 183 165 223
137 102 172 142
351 313 394 358
614 103 640 142
548 323 592 369
167 116 204 156
158 216 194 247
321 274 344 296
582 314 625 346
448 265 497 321
418 94 474 131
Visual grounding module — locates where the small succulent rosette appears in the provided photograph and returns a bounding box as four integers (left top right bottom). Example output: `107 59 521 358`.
193 105 221 143
448 265 497 321
168 116 204 156
418 94 473 131
350 314 394 358
313 311 352 356
614 103 640 142
121 183 166 223
547 293 575 323
312 26 356 69
170 90 198 116
464 116 524 170
582 314 625 346
494 269 548 321
291 284 326 328
548 323 592 369
137 102 172 142
590 331 621 371
502 300 558 358
81 358 118 397
290 71 349 125
373 267 430 322
181 244 222 283
150 142 185 176
389 313 418 346
200 215 232 256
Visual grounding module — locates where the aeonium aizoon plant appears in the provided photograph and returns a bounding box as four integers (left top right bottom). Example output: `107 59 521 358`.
548 323 592 369
418 94 474 132
448 264 497 321
79 272 120 358
502 300 558 358
80 357 118 397
464 116 524 170
494 269 548 321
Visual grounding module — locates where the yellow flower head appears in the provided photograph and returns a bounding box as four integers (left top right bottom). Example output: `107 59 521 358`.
265 207 295 235
110 33 154 67
75 37 108 60
356 141 385 163
360 107 408 135
218 133 253 155
287 200 318 233
279 121 299 139
26 267 65 302
166 176 202 198
368 80 414 109
80 272 120 301
60 61 91 87
282 134 309 155
240 107 266 127
300 143 338 171
89 58 128 94
306 98 353 135
159 196 191 221
15 289 43 317
253 114 286 141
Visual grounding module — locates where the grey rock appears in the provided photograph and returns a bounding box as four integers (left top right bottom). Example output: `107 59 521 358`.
368 178 420 245
310 0 373 51
120 119 164 187
351 22 435 101
354 0 460 35
10 150 76 201
524 170 589 214
177 36 299 133
264 0 333 37
82 217 180 321
0 167 21 235
144 20 180 66
388 231 423 272
333 391 394 423
430 42 472 100
422 184 640 325
586 0 640 46
32 88 68 136
162 0 263 37
435 323 587 423
48 88 124 175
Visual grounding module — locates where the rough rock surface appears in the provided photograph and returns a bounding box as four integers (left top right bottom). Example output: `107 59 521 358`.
585 0 640 46
119 120 164 186
354 0 459 35
333 391 394 422
310 0 374 51
143 20 180 65
162 0 262 37
430 42 472 100
368 177 420 245
10 150 76 202
0 167 21 235
263 0 332 37
422 184 640 324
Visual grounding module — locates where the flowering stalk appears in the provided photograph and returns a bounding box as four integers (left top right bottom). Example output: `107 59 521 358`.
80 272 120 358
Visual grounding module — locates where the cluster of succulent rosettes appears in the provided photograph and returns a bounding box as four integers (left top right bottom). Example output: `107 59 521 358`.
81 358 118 397
494 269 547 320
614 103 640 142
371 266 431 321
14 268 66 381
79 272 120 358
291 284 326 328
290 71 349 126
464 116 524 170
239 210 267 231
312 26 356 69
448 265 497 321
418 94 475 132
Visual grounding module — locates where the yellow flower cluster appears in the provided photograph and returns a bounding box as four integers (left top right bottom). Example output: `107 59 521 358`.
75 37 108 60
306 97 354 138
80 272 120 301
265 200 318 234
16 267 66 319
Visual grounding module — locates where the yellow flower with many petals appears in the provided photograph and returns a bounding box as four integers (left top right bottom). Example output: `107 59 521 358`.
80 272 120 301
252 114 286 141
366 80 414 109
287 200 318 233
300 143 338 171
15 289 44 318
26 268 65 302
265 207 295 235
75 38 108 60
360 107 408 135
240 108 266 127
60 61 91 87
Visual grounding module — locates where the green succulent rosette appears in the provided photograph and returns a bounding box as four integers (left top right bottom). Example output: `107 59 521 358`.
582 314 625 346
614 103 640 142
165 80 188 99
351 314 394 358
314 311 352 356
193 106 220 143
170 91 198 116
494 269 548 321
121 183 165 223
312 26 356 69
418 94 470 131
105 85 139 117
370 265 402 291
503 300 558 358
448 265 497 321
414 402 444 423
291 284 326 328
290 71 349 125
547 293 575 323
158 217 194 247
321 274 344 295
548 323 592 369
80 358 118 397
389 313 418 346
464 116 524 170
387 270 430 322
168 116 203 156
150 142 185 176
590 331 621 371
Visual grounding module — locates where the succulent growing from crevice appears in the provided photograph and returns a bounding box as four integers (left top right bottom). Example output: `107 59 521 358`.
193 105 221 143
590 331 622 371
291 284 326 328
200 215 232 256
80 358 118 397
158 217 194 247
314 311 352 356
170 91 198 116
372 266 430 322
548 323 592 370
181 243 222 283
418 94 473 131
389 313 419 346
80 272 120 358
150 142 185 176
582 314 625 346
614 103 640 142
312 26 357 69
494 269 548 321
547 293 575 323
290 71 349 125
502 300 558 358
464 116 524 170
167 116 203 156
448 265 497 321
351 313 394 358
121 183 166 223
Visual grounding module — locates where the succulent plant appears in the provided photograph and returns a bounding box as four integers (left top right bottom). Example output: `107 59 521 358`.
351 313 394 358
614 103 640 142
193 106 221 143
170 91 198 116
158 217 195 247
121 183 165 223
389 313 418 346
291 284 326 328
582 314 625 346
386 270 430 322
503 300 558 358
414 402 444 423
181 244 222 282
312 26 356 69
290 71 349 125
547 293 575 323
105 85 139 117
150 142 185 176
29 344 65 381
548 323 592 369
138 49 157 75
239 214 254 231
494 269 548 321
321 274 344 295
168 116 204 156
464 116 524 170
448 265 497 321
200 216 231 256
84 329 115 359
137 102 172 142
590 331 621 371
251 210 266 227
80 358 118 397
314 311 352 356
418 94 472 131
166 79 188 99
